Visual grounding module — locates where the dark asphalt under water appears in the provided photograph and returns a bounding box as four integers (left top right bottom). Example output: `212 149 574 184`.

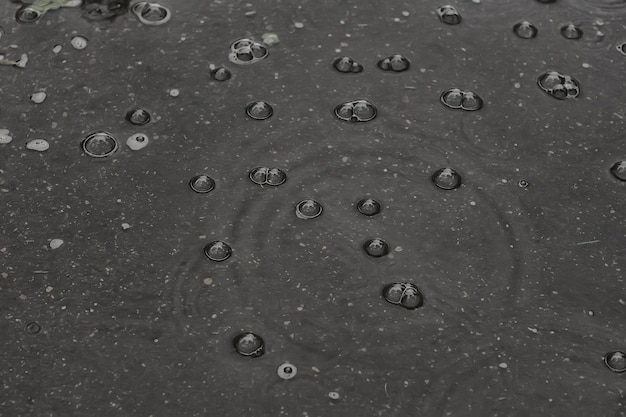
1 0 625 416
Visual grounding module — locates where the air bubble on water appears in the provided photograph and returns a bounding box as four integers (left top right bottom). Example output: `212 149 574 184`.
246 101 273 120
377 54 410 72
332 56 364 73
210 66 232 81
436 5 462 25
26 139 49 152
560 23 583 40
334 99 377 122
363 238 389 257
203 241 232 262
277 363 297 380
132 1 171 25
127 133 149 151
296 199 323 219
610 161 626 181
189 174 216 193
126 108 151 125
513 21 538 39
604 351 626 373
0 128 13 144
356 198 381 216
233 332 264 357
71 36 88 50
432 167 462 190
82 131 118 158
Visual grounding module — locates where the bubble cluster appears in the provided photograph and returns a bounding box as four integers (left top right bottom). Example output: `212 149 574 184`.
356 198 381 216
537 71 580 100
610 161 626 181
363 238 389 257
377 54 410 72
334 99 377 122
203 241 232 262
126 108 151 125
25 321 42 334
332 56 364 73
431 167 462 190
277 363 297 380
604 351 625 373
437 5 462 25
440 88 484 111
82 131 119 158
210 66 232 81
189 174 216 193
245 101 273 120
560 23 583 40
131 1 171 25
513 21 538 39
229 38 269 65
382 282 424 310
249 167 287 186
295 199 323 219
233 332 264 357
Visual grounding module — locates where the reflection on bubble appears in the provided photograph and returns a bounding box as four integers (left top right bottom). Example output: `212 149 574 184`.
537 71 580 99
610 161 626 181
356 198 381 216
233 332 264 357
382 283 424 310
189 174 216 193
604 351 625 373
277 363 297 379
25 321 42 334
229 38 269 65
210 66 232 81
432 167 462 190
437 5 462 25
332 56 364 73
246 101 273 120
363 238 389 257
204 241 232 262
560 23 583 40
334 99 377 122
82 131 119 158
440 88 483 111
513 21 538 39
296 199 323 219
377 54 410 72
126 108 151 125
132 1 171 25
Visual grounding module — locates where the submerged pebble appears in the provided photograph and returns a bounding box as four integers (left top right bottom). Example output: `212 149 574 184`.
126 133 149 151
26 139 49 152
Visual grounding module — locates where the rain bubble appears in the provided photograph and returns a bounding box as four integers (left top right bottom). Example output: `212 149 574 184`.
71 36 88 50
356 198 381 216
332 56 364 73
461 91 484 111
513 21 538 39
610 161 626 182
560 23 583 40
16 6 43 24
189 174 216 193
233 332 264 357
266 168 287 186
537 71 580 99
132 1 171 25
210 66 232 81
249 167 269 185
440 88 463 109
296 199 323 219
126 108 151 125
246 101 273 120
277 363 297 380
26 139 49 152
382 283 405 304
437 5 462 25
229 38 269 65
377 54 410 72
363 238 389 257
82 131 119 158
203 241 232 262
432 167 462 190
334 99 377 122
604 351 625 373
25 322 41 334
382 283 424 310
126 133 149 151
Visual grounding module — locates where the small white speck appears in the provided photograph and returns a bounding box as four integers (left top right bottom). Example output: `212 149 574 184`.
498 362 508 369
26 139 49 152
514 82 521 89
169 88 180 97
469 201 476 206
203 277 213 285
402 11 409 16
294 22 304 29
71 36 88 50
587 310 594 316
49 239 64 249
582 62 591 68
328 392 340 400
46 286 53 293
30 91 47 104
53 44 62 54
121 223 131 230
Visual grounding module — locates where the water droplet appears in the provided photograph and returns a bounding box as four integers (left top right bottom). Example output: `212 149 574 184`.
30 91 47 104
126 108 151 125
610 161 626 182
513 21 538 39
560 23 583 40
332 56 364 73
432 167 462 190
246 101 273 120
189 174 216 193
25 321 41 334
233 332 264 357
203 241 232 262
440 88 463 109
82 131 119 158
382 283 424 309
356 198 381 216
295 199 323 219
537 71 580 99
71 36 88 50
210 66 232 81
16 6 43 23
377 54 410 72
277 363 297 379
267 168 287 186
363 238 389 257
437 5 462 25
126 133 149 151
132 1 171 25
518 179 530 188
26 139 49 152
229 38 269 65
334 99 377 122
617 43 626 56
604 351 626 373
